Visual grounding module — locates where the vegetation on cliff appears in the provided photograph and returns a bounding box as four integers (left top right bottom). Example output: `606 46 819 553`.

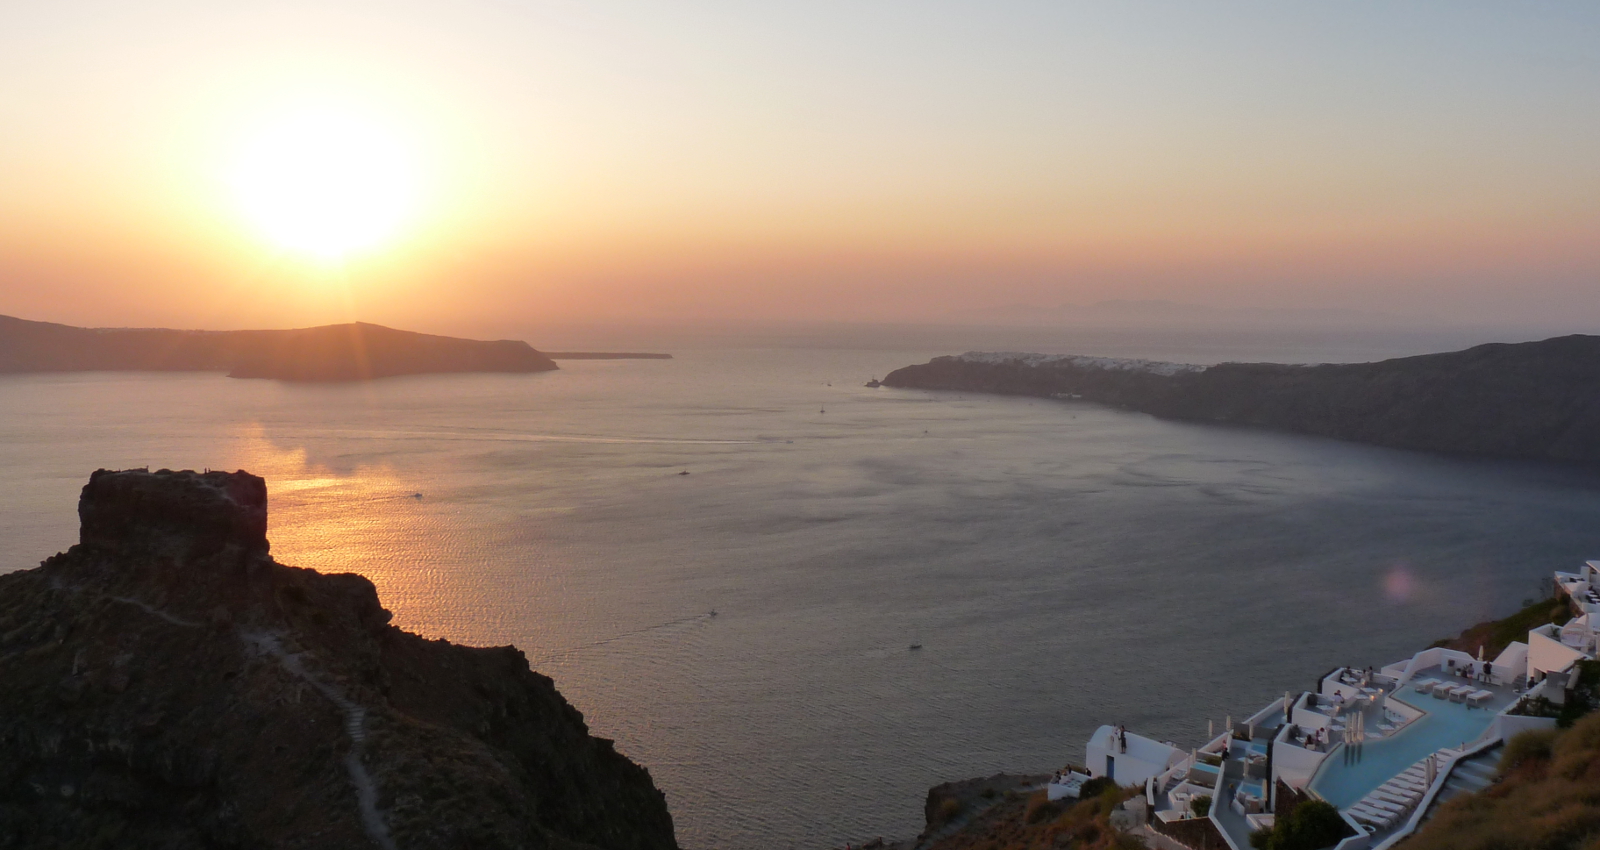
916 782 1147 850
1402 711 1600 850
0 468 673 850
1431 595 1573 660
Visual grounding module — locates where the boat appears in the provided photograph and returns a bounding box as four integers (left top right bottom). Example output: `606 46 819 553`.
865 377 881 388
909 644 922 651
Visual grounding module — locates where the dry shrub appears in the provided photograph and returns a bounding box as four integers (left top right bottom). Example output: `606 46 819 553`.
1407 711 1600 850
1023 790 1060 824
1500 727 1559 773
938 797 963 823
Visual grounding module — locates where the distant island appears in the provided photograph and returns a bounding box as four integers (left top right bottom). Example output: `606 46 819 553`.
544 352 674 360
884 335 1600 463
0 314 558 381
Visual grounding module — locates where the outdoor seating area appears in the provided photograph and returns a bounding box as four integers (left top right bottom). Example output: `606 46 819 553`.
1346 750 1455 833
1045 770 1093 802
1231 779 1267 815
1285 724 1327 753
1091 559 1600 850
1154 769 1221 824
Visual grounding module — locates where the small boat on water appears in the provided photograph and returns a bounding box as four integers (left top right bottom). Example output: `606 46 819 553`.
908 643 922 651
865 377 881 388
678 470 691 476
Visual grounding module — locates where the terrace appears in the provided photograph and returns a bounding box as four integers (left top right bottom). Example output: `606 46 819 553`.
1092 560 1599 850
1307 673 1514 812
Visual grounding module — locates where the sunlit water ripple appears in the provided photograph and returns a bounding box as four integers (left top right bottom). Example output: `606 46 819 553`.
3 342 1599 849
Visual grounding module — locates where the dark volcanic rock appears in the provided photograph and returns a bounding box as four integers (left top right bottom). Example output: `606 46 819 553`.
78 469 269 557
0 314 558 381
883 335 1600 463
0 469 676 850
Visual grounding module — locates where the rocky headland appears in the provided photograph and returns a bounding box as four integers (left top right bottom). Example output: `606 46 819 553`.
883 335 1600 463
0 468 674 849
0 315 558 380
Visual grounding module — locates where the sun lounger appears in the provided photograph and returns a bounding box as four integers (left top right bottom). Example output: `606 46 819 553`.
1414 678 1440 694
1449 685 1469 702
1432 685 1450 699
1348 807 1380 824
1353 803 1397 823
1468 689 1493 707
1350 807 1395 830
1363 798 1405 814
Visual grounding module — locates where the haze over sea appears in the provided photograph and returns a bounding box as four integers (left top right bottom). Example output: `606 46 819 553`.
3 325 1599 849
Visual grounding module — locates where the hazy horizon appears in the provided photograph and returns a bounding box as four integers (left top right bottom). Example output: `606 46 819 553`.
4 2 1598 333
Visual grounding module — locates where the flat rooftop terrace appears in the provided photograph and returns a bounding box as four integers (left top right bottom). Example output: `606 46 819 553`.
1307 674 1514 809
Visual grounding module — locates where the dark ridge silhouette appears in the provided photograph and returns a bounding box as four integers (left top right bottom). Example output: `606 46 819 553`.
0 314 557 380
884 335 1600 463
543 352 673 360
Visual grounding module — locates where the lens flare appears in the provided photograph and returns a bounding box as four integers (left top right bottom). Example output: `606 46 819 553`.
1382 563 1416 604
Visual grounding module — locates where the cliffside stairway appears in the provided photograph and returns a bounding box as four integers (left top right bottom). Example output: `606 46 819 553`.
1419 744 1501 822
1346 751 1450 831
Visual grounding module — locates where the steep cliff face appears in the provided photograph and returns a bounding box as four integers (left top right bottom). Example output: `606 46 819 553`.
883 336 1600 462
0 469 676 850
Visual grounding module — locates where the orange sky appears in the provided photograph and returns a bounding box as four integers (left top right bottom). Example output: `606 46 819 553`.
3 2 1598 334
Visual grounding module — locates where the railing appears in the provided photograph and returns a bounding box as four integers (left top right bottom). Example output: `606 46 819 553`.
1368 735 1503 850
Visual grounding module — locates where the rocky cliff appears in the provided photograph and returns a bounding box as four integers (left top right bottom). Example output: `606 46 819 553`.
0 469 675 850
0 315 558 380
883 336 1600 462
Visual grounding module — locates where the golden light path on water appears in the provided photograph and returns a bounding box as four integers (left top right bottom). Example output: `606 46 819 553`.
223 423 754 647
224 427 475 639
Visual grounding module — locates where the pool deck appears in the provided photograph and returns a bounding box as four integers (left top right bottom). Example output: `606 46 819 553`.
1307 671 1513 809
1099 560 1598 850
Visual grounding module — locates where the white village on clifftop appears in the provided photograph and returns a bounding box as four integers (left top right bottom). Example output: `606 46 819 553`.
1050 561 1600 850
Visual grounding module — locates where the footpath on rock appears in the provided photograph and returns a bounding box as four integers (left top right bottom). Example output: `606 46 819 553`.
0 468 677 850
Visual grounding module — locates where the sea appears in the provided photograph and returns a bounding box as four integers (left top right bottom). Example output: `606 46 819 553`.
3 324 1599 849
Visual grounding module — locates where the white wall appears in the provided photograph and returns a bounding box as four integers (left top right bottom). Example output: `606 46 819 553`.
1492 713 1558 742
1291 693 1338 731
1270 723 1328 790
1271 740 1327 790
1529 629 1585 678
1491 641 1529 685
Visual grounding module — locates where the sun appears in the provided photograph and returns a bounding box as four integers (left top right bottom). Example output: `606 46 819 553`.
229 108 420 260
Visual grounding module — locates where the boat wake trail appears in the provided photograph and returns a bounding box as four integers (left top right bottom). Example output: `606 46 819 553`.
529 612 714 664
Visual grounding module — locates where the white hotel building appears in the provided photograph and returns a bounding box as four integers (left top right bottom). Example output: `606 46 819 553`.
1063 560 1600 850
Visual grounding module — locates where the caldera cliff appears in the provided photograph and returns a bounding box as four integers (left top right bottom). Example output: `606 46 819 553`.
0 468 675 850
883 335 1600 463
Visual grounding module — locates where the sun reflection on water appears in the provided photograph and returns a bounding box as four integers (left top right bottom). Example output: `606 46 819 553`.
229 426 461 637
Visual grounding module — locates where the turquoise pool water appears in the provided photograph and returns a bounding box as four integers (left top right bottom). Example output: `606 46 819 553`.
1307 688 1499 808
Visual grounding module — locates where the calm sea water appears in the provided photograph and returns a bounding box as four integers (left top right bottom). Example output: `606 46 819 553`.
3 330 1599 849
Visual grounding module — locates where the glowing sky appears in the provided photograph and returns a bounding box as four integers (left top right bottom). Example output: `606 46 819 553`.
1 1 1597 332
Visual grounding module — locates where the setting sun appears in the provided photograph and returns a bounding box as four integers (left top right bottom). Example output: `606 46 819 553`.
229 108 420 260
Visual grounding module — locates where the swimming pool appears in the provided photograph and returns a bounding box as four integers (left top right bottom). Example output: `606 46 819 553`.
1306 687 1499 808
